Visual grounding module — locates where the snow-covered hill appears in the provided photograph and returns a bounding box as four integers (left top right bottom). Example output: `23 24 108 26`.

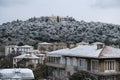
0 16 120 46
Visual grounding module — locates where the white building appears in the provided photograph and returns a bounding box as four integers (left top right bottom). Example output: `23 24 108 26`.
0 68 34 80
5 45 33 56
46 42 120 80
13 51 45 68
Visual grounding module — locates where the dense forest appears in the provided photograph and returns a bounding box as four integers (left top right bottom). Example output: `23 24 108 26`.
0 16 120 46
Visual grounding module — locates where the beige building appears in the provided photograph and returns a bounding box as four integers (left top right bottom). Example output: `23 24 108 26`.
38 42 53 51
46 42 120 80
52 42 67 50
38 42 67 51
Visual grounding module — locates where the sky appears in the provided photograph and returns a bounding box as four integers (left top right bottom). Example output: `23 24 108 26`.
0 0 120 25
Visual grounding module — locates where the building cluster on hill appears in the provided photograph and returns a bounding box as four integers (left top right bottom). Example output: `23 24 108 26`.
1 42 120 80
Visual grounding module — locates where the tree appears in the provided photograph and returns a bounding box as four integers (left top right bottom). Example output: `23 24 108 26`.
69 71 97 80
17 42 24 46
57 16 60 22
39 46 46 51
0 57 13 68
33 63 47 79
17 58 30 68
104 37 111 45
31 42 38 49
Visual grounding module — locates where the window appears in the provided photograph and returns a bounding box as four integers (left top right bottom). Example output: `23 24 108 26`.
79 59 87 70
67 72 70 77
104 60 116 72
70 58 73 66
91 60 99 72
66 57 70 65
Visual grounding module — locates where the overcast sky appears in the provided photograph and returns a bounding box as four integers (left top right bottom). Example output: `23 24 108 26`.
0 0 120 25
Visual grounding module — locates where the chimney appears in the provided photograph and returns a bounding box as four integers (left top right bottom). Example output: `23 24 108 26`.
97 44 104 49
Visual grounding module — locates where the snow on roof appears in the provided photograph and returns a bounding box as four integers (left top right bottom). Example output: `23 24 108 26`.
39 42 52 45
47 48 70 57
77 42 89 45
92 42 104 45
99 46 120 58
0 68 34 79
36 54 45 56
22 45 33 47
47 44 120 58
47 45 103 58
14 53 39 59
67 45 103 58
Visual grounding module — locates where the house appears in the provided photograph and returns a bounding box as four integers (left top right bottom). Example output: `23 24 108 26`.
38 42 53 51
38 42 67 51
5 45 33 56
52 42 67 51
0 68 34 80
17 45 34 53
13 51 45 68
46 42 120 80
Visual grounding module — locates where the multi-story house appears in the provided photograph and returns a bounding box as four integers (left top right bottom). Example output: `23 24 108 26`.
38 42 67 51
46 42 120 80
38 42 53 51
5 45 33 56
52 42 67 51
13 51 45 68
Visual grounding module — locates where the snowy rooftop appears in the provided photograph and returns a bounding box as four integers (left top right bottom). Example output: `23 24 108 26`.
67 45 103 58
47 44 120 58
0 68 34 79
6 45 33 48
92 42 104 45
39 42 52 45
77 42 89 45
48 48 70 57
99 46 120 58
14 53 39 59
21 45 33 47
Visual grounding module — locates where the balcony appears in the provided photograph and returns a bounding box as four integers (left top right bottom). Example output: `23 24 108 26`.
77 66 87 71
46 63 65 68
90 71 120 76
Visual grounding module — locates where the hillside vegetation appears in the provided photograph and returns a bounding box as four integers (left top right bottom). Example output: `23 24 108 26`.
0 16 120 46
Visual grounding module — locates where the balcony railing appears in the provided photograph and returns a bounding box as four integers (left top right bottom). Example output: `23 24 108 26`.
46 63 65 68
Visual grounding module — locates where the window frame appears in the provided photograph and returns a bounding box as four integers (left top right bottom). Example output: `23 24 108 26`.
104 60 116 72
78 58 87 70
91 60 99 72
